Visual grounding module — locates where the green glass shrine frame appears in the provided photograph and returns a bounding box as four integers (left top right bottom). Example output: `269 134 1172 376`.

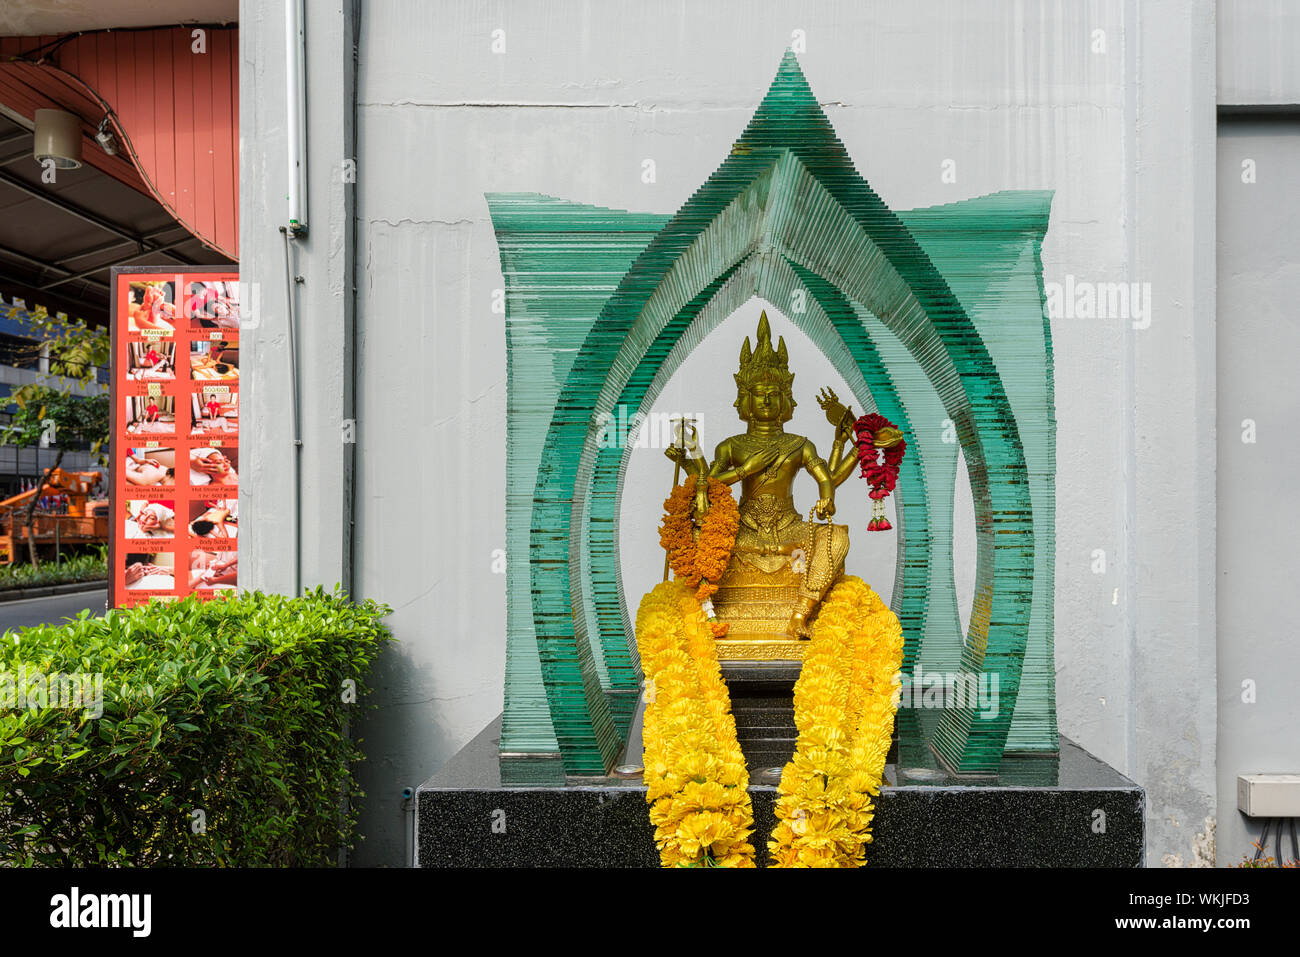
489 54 1057 783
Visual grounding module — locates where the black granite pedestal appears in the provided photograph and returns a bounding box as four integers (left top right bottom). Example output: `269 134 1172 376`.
725 662 798 771
722 662 900 776
416 714 1145 867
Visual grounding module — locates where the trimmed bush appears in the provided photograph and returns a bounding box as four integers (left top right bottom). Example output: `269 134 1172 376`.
0 548 107 591
0 587 392 866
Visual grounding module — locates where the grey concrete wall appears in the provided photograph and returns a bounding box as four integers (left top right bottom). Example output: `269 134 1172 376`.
238 0 1241 867
239 0 356 602
1131 0 1219 866
1215 116 1300 866
1219 0 1300 107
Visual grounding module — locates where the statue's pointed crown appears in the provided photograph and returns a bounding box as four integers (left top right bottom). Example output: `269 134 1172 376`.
735 310 793 391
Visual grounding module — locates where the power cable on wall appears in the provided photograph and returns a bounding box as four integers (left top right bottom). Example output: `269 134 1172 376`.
280 226 303 599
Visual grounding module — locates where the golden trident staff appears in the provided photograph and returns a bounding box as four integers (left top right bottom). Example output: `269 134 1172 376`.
664 415 698 581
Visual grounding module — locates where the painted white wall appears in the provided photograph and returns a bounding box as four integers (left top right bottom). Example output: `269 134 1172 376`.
238 0 1252 867
1131 0 1219 868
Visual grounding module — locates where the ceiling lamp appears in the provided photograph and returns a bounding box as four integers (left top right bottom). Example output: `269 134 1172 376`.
32 108 83 170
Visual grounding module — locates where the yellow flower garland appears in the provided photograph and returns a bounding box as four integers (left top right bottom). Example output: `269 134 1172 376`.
768 576 904 867
635 575 902 868
636 580 756 867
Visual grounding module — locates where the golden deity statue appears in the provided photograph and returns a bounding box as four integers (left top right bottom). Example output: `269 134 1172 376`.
665 311 895 658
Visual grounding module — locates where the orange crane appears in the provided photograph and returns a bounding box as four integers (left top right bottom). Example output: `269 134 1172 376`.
0 469 108 564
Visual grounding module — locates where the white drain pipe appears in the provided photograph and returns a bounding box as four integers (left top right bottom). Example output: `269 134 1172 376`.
285 0 308 235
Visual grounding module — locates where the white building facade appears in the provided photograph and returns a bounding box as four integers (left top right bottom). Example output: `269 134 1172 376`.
237 0 1300 867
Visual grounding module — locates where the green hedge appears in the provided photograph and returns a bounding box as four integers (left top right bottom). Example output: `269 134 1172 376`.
0 549 108 591
0 587 392 866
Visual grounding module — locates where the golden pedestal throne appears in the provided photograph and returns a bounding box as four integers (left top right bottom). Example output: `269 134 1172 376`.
710 498 849 660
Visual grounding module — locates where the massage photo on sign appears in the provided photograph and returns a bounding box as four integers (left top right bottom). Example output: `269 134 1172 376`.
123 500 175 540
188 499 237 539
190 339 239 381
186 280 240 330
190 549 237 590
126 341 176 380
190 388 238 436
125 394 176 435
123 447 175 488
189 446 238 487
126 280 176 334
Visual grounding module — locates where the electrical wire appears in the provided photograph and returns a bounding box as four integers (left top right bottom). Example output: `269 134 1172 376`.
7 24 238 65
280 227 303 598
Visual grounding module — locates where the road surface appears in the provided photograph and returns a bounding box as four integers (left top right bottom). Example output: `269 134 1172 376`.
0 587 107 633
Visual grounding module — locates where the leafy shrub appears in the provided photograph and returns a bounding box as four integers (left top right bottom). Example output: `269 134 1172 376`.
0 587 392 866
0 547 107 591
1234 840 1300 868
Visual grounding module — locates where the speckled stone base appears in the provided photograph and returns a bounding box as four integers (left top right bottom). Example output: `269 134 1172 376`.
416 715 1145 867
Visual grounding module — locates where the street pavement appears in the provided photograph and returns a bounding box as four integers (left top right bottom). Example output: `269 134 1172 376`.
0 588 108 633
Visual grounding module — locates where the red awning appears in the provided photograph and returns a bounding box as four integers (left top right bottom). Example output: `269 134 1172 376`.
0 26 239 259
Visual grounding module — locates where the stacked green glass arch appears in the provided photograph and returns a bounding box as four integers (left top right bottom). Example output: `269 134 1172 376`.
489 53 1057 782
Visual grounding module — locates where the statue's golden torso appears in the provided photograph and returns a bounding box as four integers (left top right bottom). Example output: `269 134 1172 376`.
722 430 807 548
710 430 851 652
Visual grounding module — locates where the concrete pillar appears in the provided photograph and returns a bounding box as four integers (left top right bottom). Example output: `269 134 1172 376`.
239 0 358 596
1129 0 1218 865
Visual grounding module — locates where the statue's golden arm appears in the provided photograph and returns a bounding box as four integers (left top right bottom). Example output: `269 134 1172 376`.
663 428 707 475
802 441 837 517
707 442 744 484
663 434 767 485
817 386 859 489
707 440 784 486
667 438 772 514
829 446 858 487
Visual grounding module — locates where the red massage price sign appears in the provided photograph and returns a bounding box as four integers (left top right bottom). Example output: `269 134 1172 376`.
109 268 240 607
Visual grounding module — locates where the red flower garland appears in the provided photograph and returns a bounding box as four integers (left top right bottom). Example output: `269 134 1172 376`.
853 413 906 531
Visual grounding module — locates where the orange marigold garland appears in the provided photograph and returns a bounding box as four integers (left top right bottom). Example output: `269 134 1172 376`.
659 483 698 582
658 477 739 637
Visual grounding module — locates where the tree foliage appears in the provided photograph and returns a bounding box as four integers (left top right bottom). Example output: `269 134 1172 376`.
0 306 110 457
0 305 112 565
2 387 110 458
